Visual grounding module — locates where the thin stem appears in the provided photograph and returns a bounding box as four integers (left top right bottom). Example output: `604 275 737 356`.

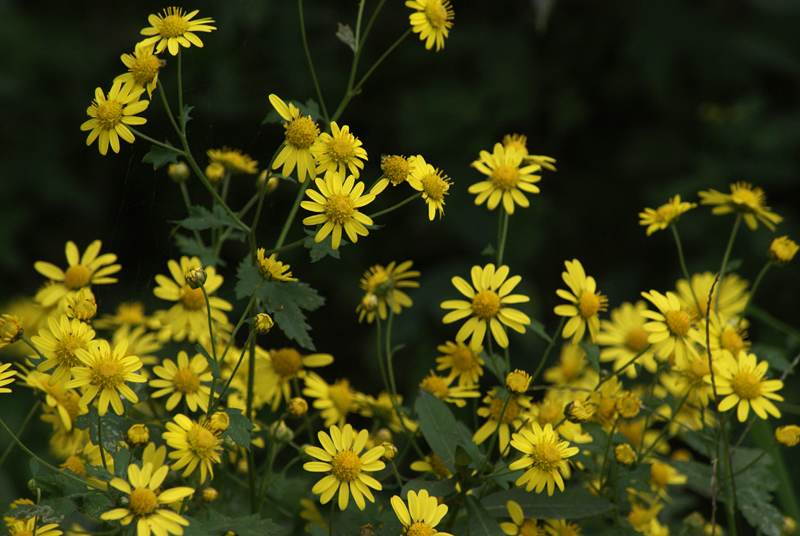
157 80 181 137
22 336 48 363
715 213 742 313
476 394 510 480
274 180 311 252
212 331 257 416
0 400 41 470
97 413 109 471
351 28 412 95
497 210 510 266
263 237 307 257
529 317 566 384
298 0 329 123
671 225 699 312
738 261 771 324
368 192 422 219
201 286 218 363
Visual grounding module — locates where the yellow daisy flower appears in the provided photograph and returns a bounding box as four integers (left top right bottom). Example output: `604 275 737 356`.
769 236 799 265
405 0 454 52
391 489 452 536
61 440 114 489
114 41 162 98
8 518 61 536
509 422 579 496
149 351 212 412
473 388 533 455
261 348 333 411
435 340 484 387
34 240 121 308
0 362 15 394
469 143 542 215
596 301 658 378
310 121 368 179
163 414 223 484
543 343 592 388
93 301 147 330
101 463 195 536
111 324 162 369
80 81 149 155
501 134 557 171
357 392 418 433
380 154 413 187
207 146 258 175
30 315 96 386
553 259 608 345
406 154 452 220
699 181 783 231
303 372 360 427
301 170 375 250
304 424 385 510
410 453 453 480
638 195 696 236
419 370 481 408
675 272 749 322
711 350 784 421
441 263 531 351
665 351 717 407
640 290 705 364
269 94 319 182
648 461 686 500
139 7 216 56
65 339 146 416
20 369 86 431
152 256 233 345
704 312 750 362
500 500 541 536
256 248 297 282
356 260 420 323
0 314 23 349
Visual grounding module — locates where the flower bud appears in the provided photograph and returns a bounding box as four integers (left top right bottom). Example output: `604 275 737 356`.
776 425 800 447
168 162 191 182
185 267 207 289
257 171 280 194
615 391 641 419
614 443 636 466
255 313 274 335
206 162 226 184
207 411 230 433
565 399 595 423
770 236 799 265
505 369 531 394
269 420 294 443
126 424 150 447
201 487 218 503
0 314 24 348
67 289 97 322
288 397 308 417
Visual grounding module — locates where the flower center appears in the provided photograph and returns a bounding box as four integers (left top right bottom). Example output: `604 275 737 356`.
489 397 520 423
181 284 206 310
382 155 410 185
656 204 675 220
625 328 650 353
730 371 761 400
429 453 451 479
472 290 500 319
129 487 159 516
689 359 710 379
90 358 126 390
329 139 355 165
532 443 562 472
650 464 672 488
420 375 449 399
62 455 87 476
407 522 435 536
118 302 146 324
324 193 356 225
55 334 87 367
519 519 540 536
285 116 318 149
173 368 201 394
64 265 92 289
420 173 449 201
578 290 604 318
157 8 189 38
188 424 218 456
450 346 476 371
666 310 691 337
131 54 161 85
331 450 362 481
720 328 743 356
491 165 520 191
95 100 124 130
272 348 302 378
730 186 761 209
329 379 354 415
424 1 449 29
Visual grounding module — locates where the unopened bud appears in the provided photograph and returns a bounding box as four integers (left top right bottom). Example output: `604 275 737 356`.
185 267 207 289
288 397 308 417
255 313 274 335
126 424 150 447
381 442 397 462
207 411 230 433
257 171 280 195
201 487 218 503
270 420 294 443
206 162 226 184
168 162 191 182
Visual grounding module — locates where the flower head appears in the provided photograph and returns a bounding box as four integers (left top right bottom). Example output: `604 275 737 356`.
500 500 541 536
596 301 657 378
419 370 481 407
410 453 452 480
391 489 452 536
269 94 319 183
139 7 216 55
406 0 454 51
711 350 784 421
115 41 163 98
356 261 420 323
0 315 23 349
639 195 696 236
310 122 368 179
615 443 636 466
304 424 385 510
261 348 333 411
640 290 703 364
699 182 783 231
127 424 150 447
509 422 579 495
474 389 533 454
469 143 542 215
775 425 800 447
406 155 452 220
163 414 223 483
769 236 798 265
441 263 531 351
648 461 686 499
381 155 413 186
149 351 212 412
675 272 749 322
435 340 484 387
81 81 149 155
501 134 557 171
256 248 297 282
207 147 258 175
554 260 608 344
303 372 359 427
301 170 375 249
8 518 61 536
67 289 97 322
506 369 532 394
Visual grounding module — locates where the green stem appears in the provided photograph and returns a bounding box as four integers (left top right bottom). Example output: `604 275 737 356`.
0 400 41 470
529 317 566 384
274 180 311 251
97 413 109 471
368 192 422 219
715 213 742 313
157 80 182 138
298 0 329 123
671 225 699 312
599 416 619 491
201 286 218 363
263 237 307 257
739 262 770 323
476 394 510 480
497 210 510 266
22 335 48 363
212 331 258 416
247 146 283 256
351 28 412 95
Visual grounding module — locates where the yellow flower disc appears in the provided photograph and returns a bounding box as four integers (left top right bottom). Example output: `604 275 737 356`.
64 265 93 289
325 194 356 225
285 116 317 149
129 487 159 516
665 310 691 337
272 349 302 378
331 450 362 481
472 290 500 319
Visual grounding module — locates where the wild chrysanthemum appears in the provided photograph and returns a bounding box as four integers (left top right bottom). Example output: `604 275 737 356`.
8 518 61 536
648 461 686 500
769 236 799 265
510 422 579 496
256 248 297 282
32 315 96 386
775 425 800 447
381 154 413 186
705 312 750 362
163 414 223 484
699 182 783 231
543 343 591 388
406 0 454 51
65 339 145 416
474 389 533 455
391 489 452 536
303 372 360 427
469 143 542 215
641 290 704 364
435 340 484 387
152 256 233 344
101 462 194 536
554 259 608 345
419 370 481 408
261 348 333 411
675 272 749 322
61 441 115 489
115 41 162 98
22 369 86 432
269 94 319 182
34 240 121 308
94 301 147 330
410 453 453 480
301 170 375 249
149 351 212 412
358 392 418 433
406 155 452 220
0 314 23 349
139 7 216 55
304 424 385 510
207 147 258 175
310 121 368 179
356 261 420 323
501 134 557 171
638 195 696 236
0 362 15 394
441 263 531 351
500 500 541 536
81 81 149 155
596 301 658 378
711 350 784 421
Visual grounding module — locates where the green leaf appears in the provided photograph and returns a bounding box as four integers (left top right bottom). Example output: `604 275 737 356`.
257 279 325 351
414 390 481 474
176 205 240 231
304 229 344 262
750 344 791 373
481 487 615 519
235 261 262 299
401 477 457 499
481 243 496 257
174 234 224 268
579 342 601 373
308 525 328 536
481 351 507 382
466 496 506 536
142 140 180 169
111 445 130 478
182 105 194 126
528 318 551 343
9 497 77 524
671 459 713 493
184 511 281 536
196 343 222 379
81 493 114 519
74 407 125 452
83 463 113 483
730 447 783 536
222 408 256 450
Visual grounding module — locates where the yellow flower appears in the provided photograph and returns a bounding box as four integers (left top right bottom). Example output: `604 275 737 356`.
638 195 696 236
775 425 800 447
711 350 784 421
61 440 115 489
127 424 150 447
80 81 149 155
500 500 541 536
34 240 121 308
435 340 484 387
21 369 86 431
304 424 385 510
391 489 453 536
469 143 542 215
8 518 61 536
256 248 297 282
410 453 452 480
509 422 579 495
111 324 163 370
554 259 608 344
615 391 641 419
419 370 481 408
0 362 16 394
5 499 34 527
675 272 749 322
641 290 704 364
356 261 419 323
149 351 212 412
139 7 216 56
261 348 333 411
544 519 582 536
506 369 532 394
207 147 258 175
301 170 375 249
769 236 798 265
206 162 225 183
310 121 368 179
699 182 783 231
115 41 162 98
406 0 454 51
0 314 23 349
648 461 686 499
597 301 657 378
543 343 591 388
93 301 147 330
614 444 636 466
66 289 97 322
269 94 319 183
65 339 146 416
501 134 557 171
101 463 194 536
303 372 359 427
381 154 413 186
441 263 531 350
406 154 452 220
474 389 533 455
254 313 274 334
163 414 223 484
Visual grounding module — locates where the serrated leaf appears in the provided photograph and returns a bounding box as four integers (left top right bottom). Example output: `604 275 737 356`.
738 487 783 536
304 229 344 262
401 477 457 499
175 234 224 268
184 511 281 536
579 342 601 373
9 497 77 524
222 408 255 450
196 344 222 379
466 496 506 536
182 105 194 126
336 23 356 52
81 493 114 519
235 261 262 299
176 205 240 231
415 390 481 474
112 445 130 478
528 317 551 343
142 140 180 169
258 280 325 351
481 487 615 519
